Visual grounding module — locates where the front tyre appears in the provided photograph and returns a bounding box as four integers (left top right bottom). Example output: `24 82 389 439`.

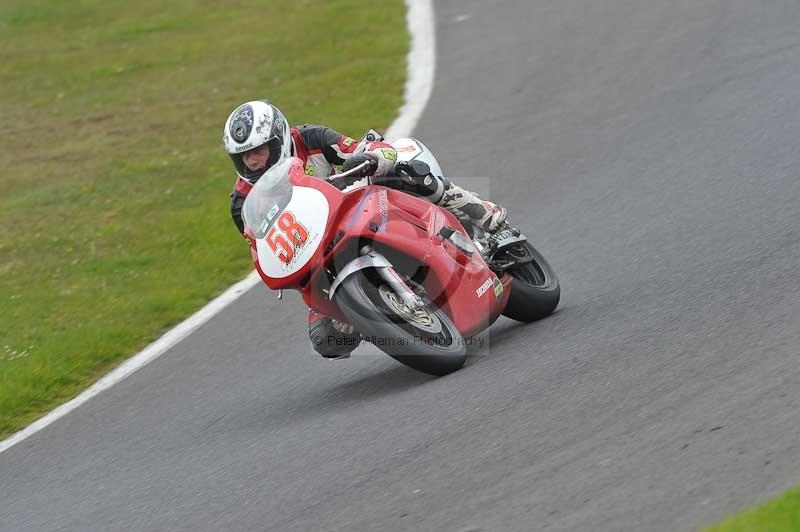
499 241 560 322
334 270 466 376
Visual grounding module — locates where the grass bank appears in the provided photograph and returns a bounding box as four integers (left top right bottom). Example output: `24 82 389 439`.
0 0 407 438
705 486 800 531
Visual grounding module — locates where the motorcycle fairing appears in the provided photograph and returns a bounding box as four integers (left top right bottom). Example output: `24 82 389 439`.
248 159 344 290
254 185 329 279
317 185 511 336
246 155 513 337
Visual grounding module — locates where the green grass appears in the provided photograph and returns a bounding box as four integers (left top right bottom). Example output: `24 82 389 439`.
0 0 408 438
706 487 800 531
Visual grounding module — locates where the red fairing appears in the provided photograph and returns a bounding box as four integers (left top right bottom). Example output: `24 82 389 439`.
341 187 509 336
247 160 345 293
247 163 511 337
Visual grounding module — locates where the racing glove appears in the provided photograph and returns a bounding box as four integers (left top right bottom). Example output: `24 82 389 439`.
342 153 379 177
348 141 398 176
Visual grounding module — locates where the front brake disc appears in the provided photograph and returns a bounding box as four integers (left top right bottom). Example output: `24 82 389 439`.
378 284 443 334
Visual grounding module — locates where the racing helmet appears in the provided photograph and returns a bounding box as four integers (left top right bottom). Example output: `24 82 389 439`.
223 100 292 182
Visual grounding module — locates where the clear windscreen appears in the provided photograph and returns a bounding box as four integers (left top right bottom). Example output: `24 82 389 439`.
242 158 294 238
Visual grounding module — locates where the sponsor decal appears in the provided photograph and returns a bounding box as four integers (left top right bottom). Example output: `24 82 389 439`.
305 163 315 176
342 136 356 147
280 230 321 272
229 104 254 143
423 175 433 186
377 189 389 232
381 149 398 162
345 191 373 231
476 278 494 298
266 204 280 222
493 278 504 300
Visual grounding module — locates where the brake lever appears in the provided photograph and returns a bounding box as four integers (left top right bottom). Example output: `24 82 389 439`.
327 160 372 190
328 176 354 190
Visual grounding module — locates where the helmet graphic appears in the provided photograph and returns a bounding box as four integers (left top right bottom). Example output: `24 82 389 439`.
223 100 292 182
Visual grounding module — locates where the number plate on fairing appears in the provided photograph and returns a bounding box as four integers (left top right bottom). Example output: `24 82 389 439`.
256 186 329 278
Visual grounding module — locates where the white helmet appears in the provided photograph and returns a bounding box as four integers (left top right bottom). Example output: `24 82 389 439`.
223 100 292 182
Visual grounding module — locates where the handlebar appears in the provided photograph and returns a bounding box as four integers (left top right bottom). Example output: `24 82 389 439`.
327 161 372 190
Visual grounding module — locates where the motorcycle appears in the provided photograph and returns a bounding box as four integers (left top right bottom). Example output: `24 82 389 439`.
241 137 560 376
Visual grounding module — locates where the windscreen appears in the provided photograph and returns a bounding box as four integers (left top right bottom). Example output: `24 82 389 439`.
241 158 294 238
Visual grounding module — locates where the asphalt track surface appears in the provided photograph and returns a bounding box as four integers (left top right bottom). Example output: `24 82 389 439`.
4 1 800 531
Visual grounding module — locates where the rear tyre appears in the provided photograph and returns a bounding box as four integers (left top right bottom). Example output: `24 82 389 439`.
499 241 560 322
334 270 466 376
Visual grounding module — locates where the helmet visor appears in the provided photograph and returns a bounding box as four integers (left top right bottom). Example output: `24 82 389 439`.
231 130 289 183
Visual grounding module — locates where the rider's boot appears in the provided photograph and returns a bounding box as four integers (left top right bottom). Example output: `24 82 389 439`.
308 310 360 359
437 182 507 235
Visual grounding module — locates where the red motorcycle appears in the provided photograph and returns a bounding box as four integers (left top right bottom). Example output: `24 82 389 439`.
242 138 560 376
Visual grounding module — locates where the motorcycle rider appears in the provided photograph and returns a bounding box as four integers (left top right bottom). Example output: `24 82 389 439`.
224 99 507 359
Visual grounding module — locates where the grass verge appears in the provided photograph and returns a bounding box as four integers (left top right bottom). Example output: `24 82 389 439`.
0 0 407 439
706 486 800 531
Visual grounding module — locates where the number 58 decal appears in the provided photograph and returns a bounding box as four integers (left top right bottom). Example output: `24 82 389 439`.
266 211 309 265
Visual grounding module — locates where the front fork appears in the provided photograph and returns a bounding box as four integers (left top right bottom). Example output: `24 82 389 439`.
358 245 424 311
375 262 425 311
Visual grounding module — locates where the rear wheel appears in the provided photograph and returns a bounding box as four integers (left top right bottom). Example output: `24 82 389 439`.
497 241 560 322
334 270 466 376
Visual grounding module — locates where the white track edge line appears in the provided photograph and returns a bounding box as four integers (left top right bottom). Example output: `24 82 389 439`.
386 0 436 141
0 0 436 455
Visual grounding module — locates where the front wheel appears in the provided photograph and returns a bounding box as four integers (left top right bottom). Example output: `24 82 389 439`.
334 270 466 376
498 241 560 322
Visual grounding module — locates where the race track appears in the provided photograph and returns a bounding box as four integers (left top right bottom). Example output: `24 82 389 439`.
3 1 800 530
